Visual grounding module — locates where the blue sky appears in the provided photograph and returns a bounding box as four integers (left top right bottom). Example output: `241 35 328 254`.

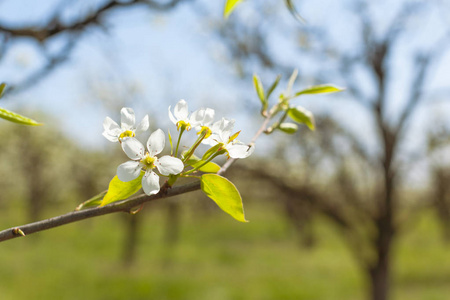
0 0 449 177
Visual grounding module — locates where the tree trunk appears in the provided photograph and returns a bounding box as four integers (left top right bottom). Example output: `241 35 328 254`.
165 201 180 246
368 222 392 300
122 214 140 267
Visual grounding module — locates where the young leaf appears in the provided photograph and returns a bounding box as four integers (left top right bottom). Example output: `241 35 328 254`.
279 123 298 134
202 143 223 161
288 106 315 131
168 129 173 156
0 107 42 126
224 0 243 18
284 0 306 23
294 84 344 97
0 83 6 98
201 174 247 222
253 74 266 104
186 154 221 173
190 160 221 173
101 173 144 206
266 74 281 100
75 191 108 211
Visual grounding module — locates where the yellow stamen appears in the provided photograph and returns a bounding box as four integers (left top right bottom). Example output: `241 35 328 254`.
119 130 135 139
197 126 212 139
177 120 191 131
140 155 156 170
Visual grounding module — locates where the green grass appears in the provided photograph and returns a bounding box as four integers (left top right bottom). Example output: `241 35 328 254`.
0 198 448 300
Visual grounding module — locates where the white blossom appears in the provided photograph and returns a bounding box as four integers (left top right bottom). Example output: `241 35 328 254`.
203 118 254 159
117 129 184 195
103 107 149 142
169 99 215 131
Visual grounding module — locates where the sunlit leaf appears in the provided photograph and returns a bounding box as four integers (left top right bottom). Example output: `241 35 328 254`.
279 123 298 134
266 74 281 100
0 107 42 126
288 106 315 131
101 173 144 206
253 74 266 104
224 0 243 18
294 84 344 97
168 129 173 156
202 143 223 161
0 83 6 98
201 174 247 222
75 191 107 211
284 0 306 23
186 154 221 173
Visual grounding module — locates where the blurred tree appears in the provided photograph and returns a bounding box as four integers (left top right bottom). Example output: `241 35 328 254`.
427 124 450 242
0 0 189 95
212 1 450 300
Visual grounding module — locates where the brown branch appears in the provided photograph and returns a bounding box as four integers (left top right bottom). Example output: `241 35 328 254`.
0 0 185 41
0 181 200 242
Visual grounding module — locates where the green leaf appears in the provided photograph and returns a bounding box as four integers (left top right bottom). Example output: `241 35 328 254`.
279 123 298 134
224 0 243 18
202 143 223 161
253 74 266 104
75 191 108 211
168 129 173 156
101 173 144 206
294 84 344 97
266 74 281 100
201 174 247 222
186 154 221 173
190 160 221 173
0 83 6 98
288 106 315 131
285 0 306 23
0 107 42 126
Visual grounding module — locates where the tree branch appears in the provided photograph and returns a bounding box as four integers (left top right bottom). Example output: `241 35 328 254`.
0 102 273 243
0 0 189 95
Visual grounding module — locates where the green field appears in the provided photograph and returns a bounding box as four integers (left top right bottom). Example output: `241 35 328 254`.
0 197 449 300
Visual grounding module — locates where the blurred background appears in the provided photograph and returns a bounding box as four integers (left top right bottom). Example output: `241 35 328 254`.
0 0 449 299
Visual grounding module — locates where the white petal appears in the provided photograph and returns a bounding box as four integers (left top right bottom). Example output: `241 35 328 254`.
168 106 177 124
121 107 135 130
142 171 160 195
203 108 215 126
174 99 188 121
102 131 120 142
103 116 120 132
202 134 221 146
155 156 184 176
220 118 235 140
135 115 149 135
117 161 142 182
147 129 165 156
190 108 205 127
121 138 145 160
227 143 253 159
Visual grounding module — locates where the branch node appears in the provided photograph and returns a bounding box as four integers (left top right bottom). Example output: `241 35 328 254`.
129 204 144 215
12 228 26 237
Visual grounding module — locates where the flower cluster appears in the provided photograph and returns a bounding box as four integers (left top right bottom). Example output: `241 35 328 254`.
103 100 253 195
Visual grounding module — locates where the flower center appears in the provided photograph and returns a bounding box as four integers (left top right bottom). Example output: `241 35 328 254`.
197 126 212 139
119 130 135 139
177 120 191 131
140 154 156 170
